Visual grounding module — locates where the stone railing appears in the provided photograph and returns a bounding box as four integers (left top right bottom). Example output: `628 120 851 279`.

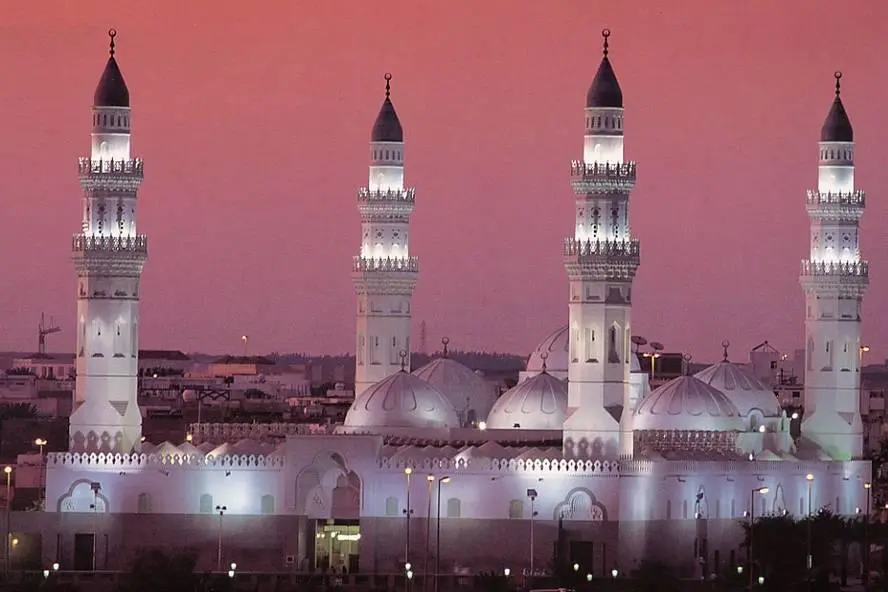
189 422 332 444
806 190 865 207
570 160 636 180
620 458 856 475
800 259 868 277
72 234 148 253
78 157 144 176
358 187 415 202
46 451 284 469
378 456 619 474
563 238 640 257
353 256 418 273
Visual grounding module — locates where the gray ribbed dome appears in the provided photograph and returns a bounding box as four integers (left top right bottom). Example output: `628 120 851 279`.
344 371 458 429
412 357 496 424
371 74 403 142
94 31 129 107
695 360 780 418
821 73 852 142
486 372 568 430
586 29 623 108
634 376 743 432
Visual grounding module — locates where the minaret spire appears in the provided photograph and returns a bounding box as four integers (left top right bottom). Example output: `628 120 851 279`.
800 72 866 460
108 28 116 57
353 73 417 396
602 28 610 57
721 340 730 362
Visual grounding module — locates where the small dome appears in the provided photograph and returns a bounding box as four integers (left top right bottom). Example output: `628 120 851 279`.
526 326 569 375
586 30 622 108
821 73 852 142
633 376 743 432
94 32 129 107
371 74 403 143
487 372 568 430
695 361 780 419
412 357 496 425
344 371 458 429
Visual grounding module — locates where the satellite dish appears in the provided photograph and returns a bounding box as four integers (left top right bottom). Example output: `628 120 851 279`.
631 336 648 346
650 342 665 352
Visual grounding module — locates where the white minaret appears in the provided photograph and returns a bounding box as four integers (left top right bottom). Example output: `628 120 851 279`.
800 72 867 460
562 30 640 460
353 74 418 397
69 30 146 453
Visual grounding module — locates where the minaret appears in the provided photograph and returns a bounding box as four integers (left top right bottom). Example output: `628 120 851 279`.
353 74 418 397
562 30 640 460
69 30 146 453
800 72 867 460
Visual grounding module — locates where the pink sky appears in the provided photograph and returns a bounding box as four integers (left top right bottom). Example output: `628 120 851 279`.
0 2 885 362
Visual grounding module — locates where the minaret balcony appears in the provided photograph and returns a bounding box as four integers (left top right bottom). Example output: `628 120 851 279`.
357 187 415 203
78 157 144 177
353 256 418 273
801 259 868 277
571 160 636 180
806 190 865 207
564 237 640 258
72 234 148 254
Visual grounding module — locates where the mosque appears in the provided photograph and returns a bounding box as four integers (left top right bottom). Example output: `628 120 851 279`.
42 29 871 577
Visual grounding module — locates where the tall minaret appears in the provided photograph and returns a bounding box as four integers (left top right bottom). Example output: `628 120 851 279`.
353 74 418 397
69 30 146 453
800 72 867 460
562 30 640 460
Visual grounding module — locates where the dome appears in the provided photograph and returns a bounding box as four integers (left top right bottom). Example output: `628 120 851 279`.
633 376 743 432
527 326 569 375
344 371 458 429
412 356 496 425
821 73 852 142
487 372 568 430
371 74 403 143
586 29 622 109
94 32 129 107
694 361 781 419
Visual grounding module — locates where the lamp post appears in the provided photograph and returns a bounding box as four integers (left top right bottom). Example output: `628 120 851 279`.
89 482 101 571
434 476 450 592
806 473 814 583
748 486 769 590
404 467 413 567
216 505 227 572
424 474 434 592
526 488 538 579
864 482 871 586
35 439 47 510
241 335 248 357
3 467 11 575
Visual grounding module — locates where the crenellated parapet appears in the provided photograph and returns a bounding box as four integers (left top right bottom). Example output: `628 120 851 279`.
190 421 332 444
570 160 636 193
78 157 144 190
72 234 148 254
47 451 285 470
800 259 868 277
378 456 620 475
353 256 418 273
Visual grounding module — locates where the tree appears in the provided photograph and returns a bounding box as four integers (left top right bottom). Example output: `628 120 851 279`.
118 548 197 592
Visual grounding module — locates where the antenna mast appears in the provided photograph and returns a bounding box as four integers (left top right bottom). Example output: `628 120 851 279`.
38 313 61 355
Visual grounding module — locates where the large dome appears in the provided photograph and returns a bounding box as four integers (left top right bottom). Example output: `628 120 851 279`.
344 371 459 429
487 372 568 430
412 357 496 425
527 325 642 375
633 376 743 432
694 361 780 419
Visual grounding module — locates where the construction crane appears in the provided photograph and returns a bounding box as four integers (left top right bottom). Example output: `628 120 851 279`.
38 313 61 355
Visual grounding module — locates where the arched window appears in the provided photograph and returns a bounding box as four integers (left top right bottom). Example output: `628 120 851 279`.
199 494 213 514
508 500 523 519
137 492 151 513
385 496 399 516
261 495 275 515
446 498 461 518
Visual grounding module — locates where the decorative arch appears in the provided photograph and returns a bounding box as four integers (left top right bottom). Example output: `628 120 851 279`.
553 487 607 522
694 486 709 519
772 483 787 515
294 450 362 519
57 479 110 513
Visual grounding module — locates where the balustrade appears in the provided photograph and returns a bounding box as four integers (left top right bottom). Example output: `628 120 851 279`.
78 157 144 176
357 187 415 202
806 190 865 207
570 160 636 179
563 237 640 257
800 259 868 277
353 256 418 272
72 234 148 253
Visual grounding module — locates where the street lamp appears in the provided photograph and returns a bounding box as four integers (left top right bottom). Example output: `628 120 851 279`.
425 474 434 592
526 488 538 578
806 473 814 577
864 482 872 587
3 467 11 575
35 439 47 509
434 476 450 592
748 486 769 589
241 335 249 357
611 568 619 578
404 467 413 568
216 505 227 571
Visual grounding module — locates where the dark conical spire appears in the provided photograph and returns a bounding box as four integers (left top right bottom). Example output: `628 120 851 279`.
371 73 403 142
820 71 853 142
586 29 623 108
94 29 130 107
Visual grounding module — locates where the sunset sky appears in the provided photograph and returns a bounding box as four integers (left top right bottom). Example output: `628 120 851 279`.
0 1 885 362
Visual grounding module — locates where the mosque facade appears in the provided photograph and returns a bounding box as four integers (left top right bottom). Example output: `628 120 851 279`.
42 31 871 577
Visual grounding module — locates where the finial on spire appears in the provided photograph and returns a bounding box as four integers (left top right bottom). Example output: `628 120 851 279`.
540 352 549 373
108 28 117 57
441 337 450 358
399 349 408 372
721 340 730 362
602 28 610 58
682 354 693 376
834 71 842 97
384 73 392 100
